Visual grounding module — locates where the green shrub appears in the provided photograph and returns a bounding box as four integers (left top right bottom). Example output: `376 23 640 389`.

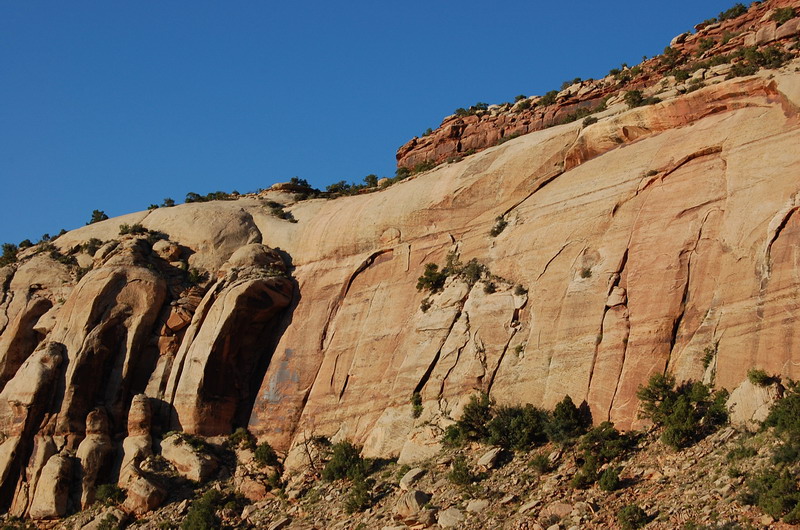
637 374 728 449
87 210 109 225
253 441 278 467
599 467 621 491
579 421 635 463
162 197 175 207
0 243 19 267
343 474 372 513
698 38 716 53
82 238 104 256
96 513 120 530
618 504 648 530
118 223 146 236
538 90 558 106
764 381 800 439
182 489 223 530
570 455 598 489
743 467 800 522
582 116 598 127
228 427 256 450
726 445 757 462
322 440 365 481
529 453 552 474
411 392 423 419
772 7 797 25
719 3 747 21
624 90 660 109
673 69 690 82
661 46 682 68
448 455 476 485
545 395 592 445
95 483 125 505
516 99 532 111
486 404 548 450
416 263 448 293
490 217 508 237
747 368 775 387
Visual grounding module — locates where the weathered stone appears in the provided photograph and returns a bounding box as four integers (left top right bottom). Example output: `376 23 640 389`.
727 378 782 430
122 469 167 516
160 434 218 482
399 467 426 490
477 447 503 469
394 489 431 520
28 454 72 519
438 507 465 528
467 498 490 513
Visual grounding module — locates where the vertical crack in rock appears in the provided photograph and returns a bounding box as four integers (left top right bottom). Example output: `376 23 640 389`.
763 205 799 282
319 249 391 352
587 249 628 394
413 309 467 397
537 243 571 281
486 330 517 396
438 310 471 398
501 170 565 218
667 209 716 372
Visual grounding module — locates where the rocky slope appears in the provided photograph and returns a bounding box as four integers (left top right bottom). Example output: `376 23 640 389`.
1 0 800 524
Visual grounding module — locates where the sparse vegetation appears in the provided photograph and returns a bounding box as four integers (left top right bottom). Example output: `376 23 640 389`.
623 90 660 109
636 373 728 449
618 504 648 530
490 216 508 237
322 440 366 481
185 191 234 203
747 368 776 387
771 7 797 26
0 243 19 267
448 455 477 485
95 483 126 505
411 392 423 419
87 209 109 225
254 441 279 467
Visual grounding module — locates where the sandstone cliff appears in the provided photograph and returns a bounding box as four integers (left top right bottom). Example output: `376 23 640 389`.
1 1 800 521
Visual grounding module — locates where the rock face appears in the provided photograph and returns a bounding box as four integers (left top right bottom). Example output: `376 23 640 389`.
396 0 800 170
1 2 800 517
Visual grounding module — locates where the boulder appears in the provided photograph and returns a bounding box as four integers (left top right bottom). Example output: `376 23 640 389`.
727 378 782 430
394 489 431 520
76 409 113 508
160 434 218 482
438 507 465 528
477 446 503 469
28 454 72 519
399 467 426 490
121 469 167 516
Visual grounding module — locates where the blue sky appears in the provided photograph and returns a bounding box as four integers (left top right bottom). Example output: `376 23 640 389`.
1 0 743 245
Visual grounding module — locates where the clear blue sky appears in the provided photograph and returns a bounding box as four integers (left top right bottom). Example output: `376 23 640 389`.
1 0 742 245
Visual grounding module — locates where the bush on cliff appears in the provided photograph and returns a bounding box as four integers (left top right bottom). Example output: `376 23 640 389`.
322 440 366 481
636 373 728 449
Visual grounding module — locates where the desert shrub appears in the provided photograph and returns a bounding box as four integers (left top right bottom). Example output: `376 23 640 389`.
486 404 549 450
457 393 493 442
514 285 527 296
82 238 104 256
673 69 690 82
419 298 432 312
187 268 208 286
719 3 747 21
483 281 496 294
624 90 660 109
772 7 797 25
618 504 648 530
411 392 423 419
701 343 717 369
545 395 592 445
637 374 728 449
87 210 108 225
764 381 800 439
0 243 19 266
227 427 255 451
448 455 477 485
322 440 365 481
570 454 599 489
95 483 125 505
253 441 279 467
343 474 372 513
185 191 232 203
118 223 145 236
416 263 448 293
529 453 552 474
698 38 717 53
579 421 635 463
661 46 682 68
496 132 521 146
743 467 800 522
599 467 621 491
162 197 175 207
516 99 532 111
18 239 33 249
182 489 224 530
538 90 558 106
96 513 119 530
442 424 468 447
490 217 508 237
748 368 775 387
582 116 598 127
726 445 757 462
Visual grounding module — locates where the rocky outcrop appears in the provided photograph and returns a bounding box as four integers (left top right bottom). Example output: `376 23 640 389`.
396 0 800 170
1 1 800 520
